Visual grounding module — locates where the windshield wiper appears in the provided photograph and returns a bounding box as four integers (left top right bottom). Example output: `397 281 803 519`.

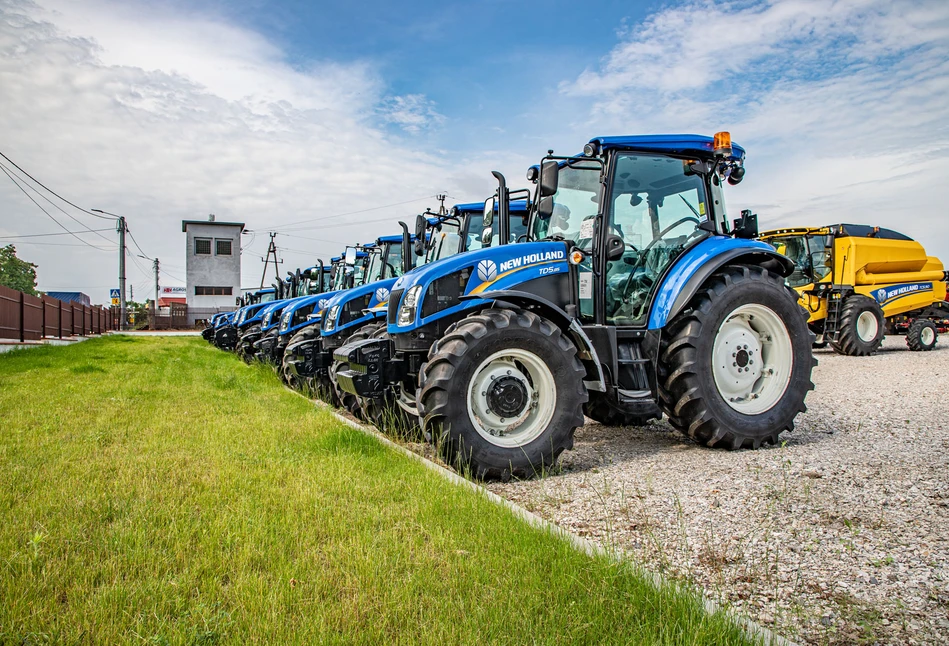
678 195 701 219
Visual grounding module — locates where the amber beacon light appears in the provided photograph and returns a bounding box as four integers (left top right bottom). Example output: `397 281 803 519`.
713 131 732 156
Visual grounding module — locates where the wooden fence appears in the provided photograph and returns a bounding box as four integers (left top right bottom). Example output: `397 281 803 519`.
0 285 114 342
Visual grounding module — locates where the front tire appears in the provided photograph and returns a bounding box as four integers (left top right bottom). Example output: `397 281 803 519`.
418 308 587 480
906 319 938 351
831 295 885 356
659 265 816 449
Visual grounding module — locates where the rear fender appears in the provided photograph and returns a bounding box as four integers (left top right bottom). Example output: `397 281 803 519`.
648 238 793 329
461 290 606 392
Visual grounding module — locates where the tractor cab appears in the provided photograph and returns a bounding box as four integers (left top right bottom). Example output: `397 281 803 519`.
758 227 835 290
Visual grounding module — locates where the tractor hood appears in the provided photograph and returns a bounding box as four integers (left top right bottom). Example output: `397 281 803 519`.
277 290 345 336
237 302 271 329
320 276 399 337
388 241 571 334
258 299 293 332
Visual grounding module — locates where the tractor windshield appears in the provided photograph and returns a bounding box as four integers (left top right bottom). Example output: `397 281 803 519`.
530 160 601 250
381 241 407 278
605 153 711 325
364 248 383 284
767 234 833 288
428 217 463 262
259 291 276 304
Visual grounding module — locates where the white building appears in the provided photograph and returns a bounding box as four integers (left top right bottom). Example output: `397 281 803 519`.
182 216 244 324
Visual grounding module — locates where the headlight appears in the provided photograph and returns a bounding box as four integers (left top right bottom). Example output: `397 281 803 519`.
324 305 340 332
279 310 292 332
398 285 422 326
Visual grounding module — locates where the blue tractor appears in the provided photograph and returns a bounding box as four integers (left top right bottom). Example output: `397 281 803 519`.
280 245 377 397
334 200 529 429
208 287 276 350
252 261 335 365
335 132 815 479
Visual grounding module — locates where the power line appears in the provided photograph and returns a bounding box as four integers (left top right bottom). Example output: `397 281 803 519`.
0 159 116 245
0 240 117 248
0 228 113 239
0 164 114 252
275 194 437 231
126 229 152 260
0 149 118 220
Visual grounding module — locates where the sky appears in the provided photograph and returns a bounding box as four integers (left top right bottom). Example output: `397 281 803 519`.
1 0 947 303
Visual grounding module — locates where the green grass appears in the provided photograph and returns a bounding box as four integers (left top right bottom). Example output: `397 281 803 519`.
0 337 751 645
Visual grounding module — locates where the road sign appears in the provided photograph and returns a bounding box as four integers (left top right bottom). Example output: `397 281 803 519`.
111 298 120 306
110 289 121 299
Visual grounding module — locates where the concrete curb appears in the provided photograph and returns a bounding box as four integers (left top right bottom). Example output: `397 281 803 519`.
288 386 797 646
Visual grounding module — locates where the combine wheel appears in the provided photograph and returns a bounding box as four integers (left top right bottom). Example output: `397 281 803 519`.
418 308 587 480
831 296 884 356
329 322 384 420
906 319 938 351
659 265 816 449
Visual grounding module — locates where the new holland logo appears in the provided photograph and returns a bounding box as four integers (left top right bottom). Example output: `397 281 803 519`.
375 287 390 302
876 288 888 301
318 298 329 309
477 259 498 282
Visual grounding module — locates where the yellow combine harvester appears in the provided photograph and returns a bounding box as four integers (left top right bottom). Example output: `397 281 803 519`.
758 224 949 355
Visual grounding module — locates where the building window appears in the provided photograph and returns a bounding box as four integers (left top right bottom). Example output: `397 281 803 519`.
195 238 212 255
215 239 232 256
195 286 233 296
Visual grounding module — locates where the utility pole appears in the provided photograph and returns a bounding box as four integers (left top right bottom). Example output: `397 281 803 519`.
117 216 127 330
259 232 282 288
153 258 160 327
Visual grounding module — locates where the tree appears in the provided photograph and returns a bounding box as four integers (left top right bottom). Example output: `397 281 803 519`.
0 245 38 295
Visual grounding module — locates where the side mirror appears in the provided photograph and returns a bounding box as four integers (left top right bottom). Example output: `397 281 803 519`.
537 195 554 219
482 196 495 228
732 210 758 239
344 247 357 266
605 234 624 261
482 226 493 247
539 160 559 197
399 221 412 273
414 214 426 241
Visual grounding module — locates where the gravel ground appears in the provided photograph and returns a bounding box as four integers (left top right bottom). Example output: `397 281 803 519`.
486 336 949 645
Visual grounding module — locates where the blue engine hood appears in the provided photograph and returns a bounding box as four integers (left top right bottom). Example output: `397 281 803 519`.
388 241 570 334
320 276 400 337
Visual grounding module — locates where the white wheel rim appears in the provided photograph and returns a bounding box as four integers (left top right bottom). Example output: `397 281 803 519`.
856 311 879 342
467 348 556 448
712 304 793 415
921 326 936 346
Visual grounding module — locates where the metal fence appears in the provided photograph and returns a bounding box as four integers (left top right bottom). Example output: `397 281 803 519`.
0 285 114 342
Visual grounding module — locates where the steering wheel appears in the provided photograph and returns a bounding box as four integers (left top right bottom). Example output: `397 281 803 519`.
640 217 701 255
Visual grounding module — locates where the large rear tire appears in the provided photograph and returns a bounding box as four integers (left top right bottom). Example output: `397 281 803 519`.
906 319 938 351
831 295 885 356
418 308 587 480
659 265 816 449
329 323 384 420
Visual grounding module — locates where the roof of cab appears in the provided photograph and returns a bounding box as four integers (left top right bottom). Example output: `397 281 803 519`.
590 134 745 160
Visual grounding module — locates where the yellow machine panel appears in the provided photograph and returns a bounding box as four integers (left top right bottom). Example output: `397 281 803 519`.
759 224 948 355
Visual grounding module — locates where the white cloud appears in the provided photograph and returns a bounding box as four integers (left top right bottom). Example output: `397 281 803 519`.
560 0 949 258
379 94 446 133
0 0 457 301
